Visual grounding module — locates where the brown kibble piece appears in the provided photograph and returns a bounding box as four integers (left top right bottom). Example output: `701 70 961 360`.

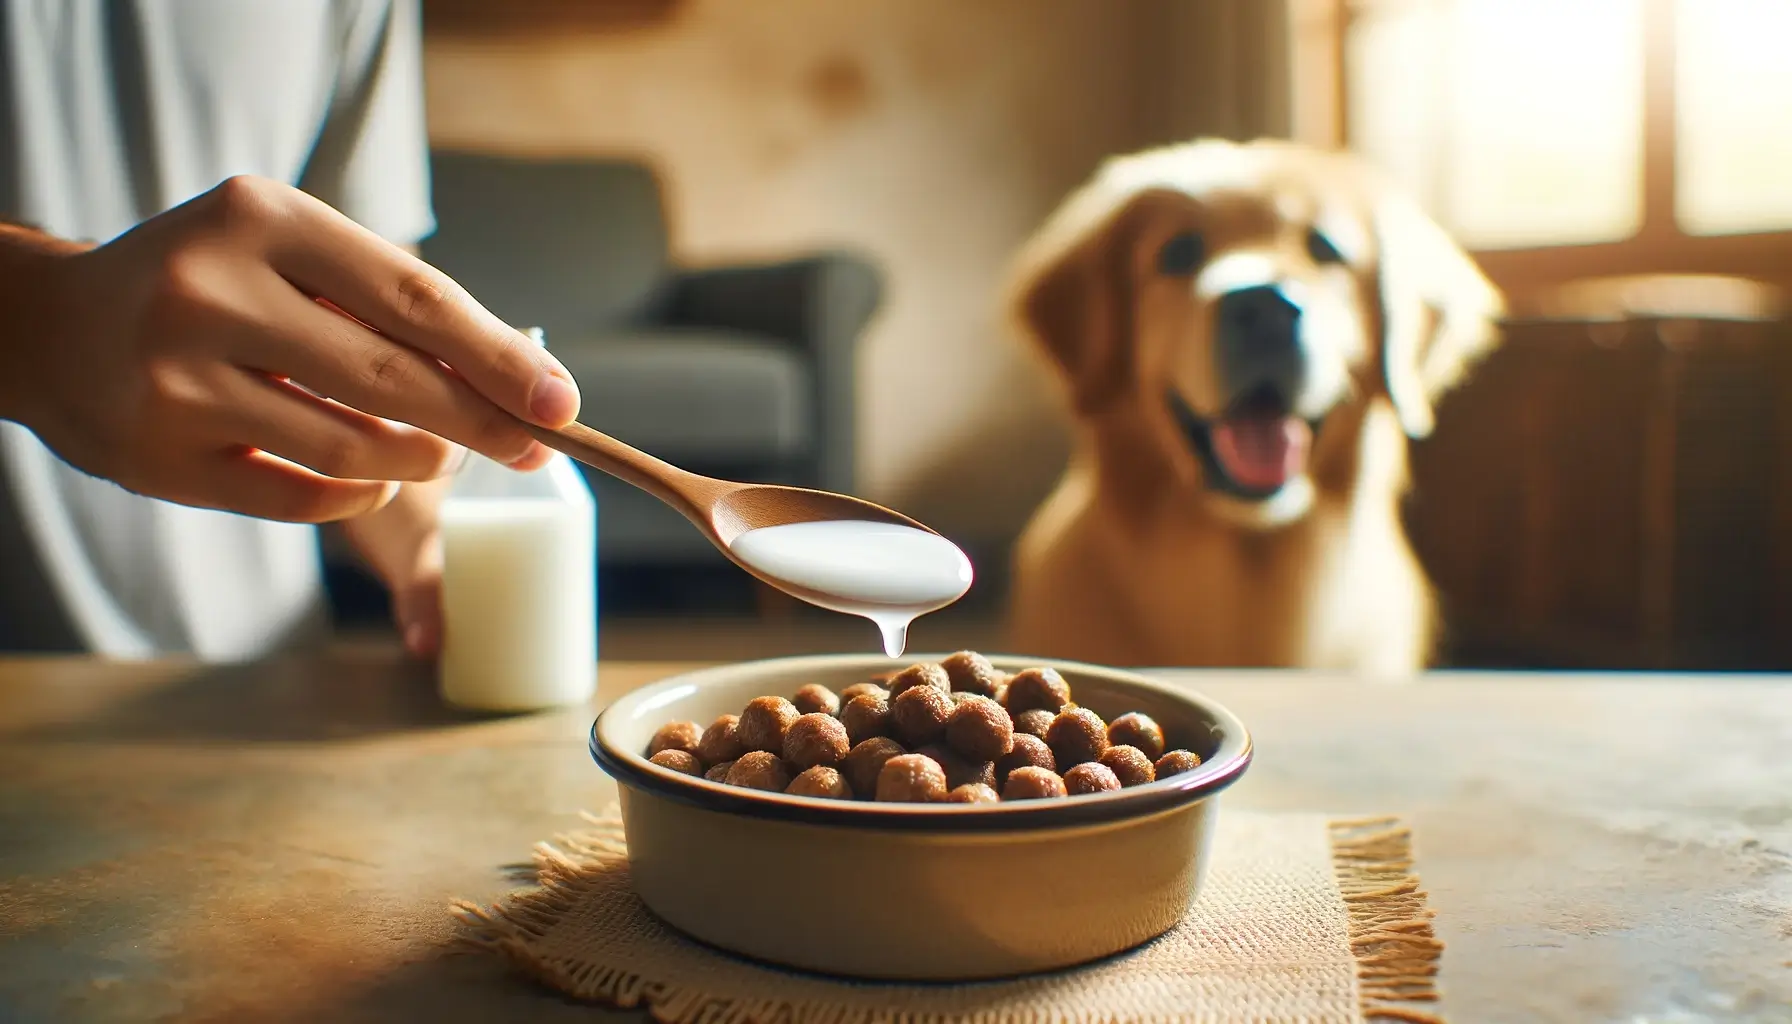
945 694 1014 762
696 714 746 767
648 749 702 776
1155 749 1204 778
726 750 792 792
891 684 953 747
783 713 851 770
792 683 841 717
738 696 800 754
1064 761 1122 795
876 753 948 802
945 783 1001 804
1013 708 1055 739
1003 667 1072 713
648 721 702 757
940 651 1005 697
704 760 735 783
887 662 952 699
1101 745 1156 787
842 737 906 799
995 733 1056 784
1107 712 1166 760
786 766 854 800
839 693 893 746
840 682 890 705
1046 707 1110 767
917 743 997 790
1002 765 1068 800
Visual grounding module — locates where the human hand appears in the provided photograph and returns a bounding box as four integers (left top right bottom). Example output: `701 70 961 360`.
0 175 580 522
338 479 448 658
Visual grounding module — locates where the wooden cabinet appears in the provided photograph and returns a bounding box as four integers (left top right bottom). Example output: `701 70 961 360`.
1407 289 1792 670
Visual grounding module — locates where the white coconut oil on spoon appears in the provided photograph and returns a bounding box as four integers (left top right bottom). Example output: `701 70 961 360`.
726 520 974 656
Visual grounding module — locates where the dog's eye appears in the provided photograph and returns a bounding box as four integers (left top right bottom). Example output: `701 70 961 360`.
1306 228 1345 265
1157 232 1204 275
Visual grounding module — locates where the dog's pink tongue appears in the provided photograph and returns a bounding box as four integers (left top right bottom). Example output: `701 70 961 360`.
1212 415 1310 491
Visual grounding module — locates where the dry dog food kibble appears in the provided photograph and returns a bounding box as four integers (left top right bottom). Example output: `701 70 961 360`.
876 753 948 803
726 750 792 792
784 712 851 770
996 733 1056 784
839 682 889 705
891 684 953 747
648 721 702 757
648 749 702 776
940 650 1006 698
1100 745 1156 787
1003 765 1068 800
1012 708 1055 739
697 714 747 766
887 662 952 698
1155 749 1203 778
839 692 893 746
1064 761 1122 795
738 696 800 754
787 765 854 800
1003 667 1072 714
793 683 842 717
842 736 907 798
1107 712 1166 760
642 655 1202 808
1046 707 1110 767
945 694 1015 762
917 743 997 791
945 783 1001 804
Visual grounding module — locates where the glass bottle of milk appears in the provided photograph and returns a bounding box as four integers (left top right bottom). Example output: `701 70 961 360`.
438 328 597 712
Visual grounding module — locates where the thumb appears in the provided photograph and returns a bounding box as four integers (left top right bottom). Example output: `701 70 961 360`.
390 556 444 659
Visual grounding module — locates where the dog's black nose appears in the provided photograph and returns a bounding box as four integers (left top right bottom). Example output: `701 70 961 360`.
1215 285 1305 411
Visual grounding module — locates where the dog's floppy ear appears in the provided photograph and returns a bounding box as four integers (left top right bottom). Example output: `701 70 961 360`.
1367 171 1505 438
1007 173 1158 415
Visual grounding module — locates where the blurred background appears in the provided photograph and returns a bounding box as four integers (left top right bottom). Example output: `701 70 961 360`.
327 0 1792 670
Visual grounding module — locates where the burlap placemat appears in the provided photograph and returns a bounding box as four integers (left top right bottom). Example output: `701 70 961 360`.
454 810 1442 1024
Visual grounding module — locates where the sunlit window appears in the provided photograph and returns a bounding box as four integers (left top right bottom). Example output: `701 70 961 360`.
1675 0 1792 236
1349 0 1644 250
1345 0 1792 252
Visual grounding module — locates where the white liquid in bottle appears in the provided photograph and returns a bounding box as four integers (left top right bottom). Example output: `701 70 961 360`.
438 328 597 711
726 520 973 656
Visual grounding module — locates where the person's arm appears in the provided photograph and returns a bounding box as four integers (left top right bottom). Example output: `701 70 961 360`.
0 223 91 422
0 176 581 524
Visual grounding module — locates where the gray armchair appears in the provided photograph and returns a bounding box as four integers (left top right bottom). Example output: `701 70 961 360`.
419 150 882 570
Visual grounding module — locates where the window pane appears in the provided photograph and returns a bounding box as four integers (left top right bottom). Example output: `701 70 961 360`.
1349 0 1645 250
1675 0 1792 236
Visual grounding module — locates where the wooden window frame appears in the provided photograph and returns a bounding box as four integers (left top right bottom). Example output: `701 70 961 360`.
1290 0 1792 308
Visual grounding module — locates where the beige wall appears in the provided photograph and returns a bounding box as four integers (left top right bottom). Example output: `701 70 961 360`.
425 0 1287 548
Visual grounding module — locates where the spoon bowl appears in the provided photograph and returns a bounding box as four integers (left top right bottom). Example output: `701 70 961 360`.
705 483 928 546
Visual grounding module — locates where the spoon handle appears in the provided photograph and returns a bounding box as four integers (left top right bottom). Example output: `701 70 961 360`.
521 421 729 527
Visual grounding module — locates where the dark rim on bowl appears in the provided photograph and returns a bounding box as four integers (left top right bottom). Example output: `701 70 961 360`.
590 655 1253 833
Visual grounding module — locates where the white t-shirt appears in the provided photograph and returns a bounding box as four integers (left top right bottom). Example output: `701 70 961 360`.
0 0 433 659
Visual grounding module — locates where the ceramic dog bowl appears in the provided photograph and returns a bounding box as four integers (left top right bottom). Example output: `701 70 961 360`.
590 654 1252 981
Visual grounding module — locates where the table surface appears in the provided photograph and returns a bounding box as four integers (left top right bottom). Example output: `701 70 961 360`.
0 648 1787 1024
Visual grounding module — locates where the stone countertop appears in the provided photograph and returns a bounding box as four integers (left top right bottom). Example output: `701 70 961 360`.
0 649 1787 1023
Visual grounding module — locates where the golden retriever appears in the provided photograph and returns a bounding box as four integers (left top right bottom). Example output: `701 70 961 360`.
1005 139 1502 674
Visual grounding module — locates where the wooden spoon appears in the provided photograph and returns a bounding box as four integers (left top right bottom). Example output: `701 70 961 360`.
521 420 946 609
